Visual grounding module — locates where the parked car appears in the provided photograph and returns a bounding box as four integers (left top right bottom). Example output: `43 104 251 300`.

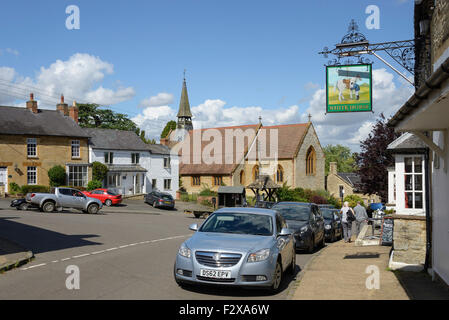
82 188 122 206
26 187 103 214
321 208 343 242
271 202 325 253
144 191 175 209
10 198 34 211
174 207 295 293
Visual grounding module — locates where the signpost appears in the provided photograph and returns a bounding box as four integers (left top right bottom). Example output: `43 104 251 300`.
326 64 372 113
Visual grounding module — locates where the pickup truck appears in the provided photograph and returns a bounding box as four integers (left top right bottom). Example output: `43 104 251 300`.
26 187 103 214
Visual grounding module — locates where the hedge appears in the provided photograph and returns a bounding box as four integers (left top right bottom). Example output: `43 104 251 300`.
20 185 50 194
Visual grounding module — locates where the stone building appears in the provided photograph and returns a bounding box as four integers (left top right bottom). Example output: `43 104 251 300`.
326 162 380 205
388 0 449 285
0 94 91 193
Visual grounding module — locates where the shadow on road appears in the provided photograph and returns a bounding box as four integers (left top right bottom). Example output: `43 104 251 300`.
0 216 102 255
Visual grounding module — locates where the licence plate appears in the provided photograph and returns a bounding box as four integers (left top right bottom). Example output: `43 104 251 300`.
199 269 231 279
164 201 171 204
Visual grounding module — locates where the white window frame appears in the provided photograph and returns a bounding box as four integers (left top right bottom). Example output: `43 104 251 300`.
164 156 171 168
132 153 140 164
27 166 37 185
71 140 80 158
67 165 88 187
104 152 114 164
395 155 426 214
27 138 37 158
164 179 171 190
108 173 121 187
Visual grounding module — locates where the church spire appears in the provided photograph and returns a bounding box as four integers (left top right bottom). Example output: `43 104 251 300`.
177 70 193 131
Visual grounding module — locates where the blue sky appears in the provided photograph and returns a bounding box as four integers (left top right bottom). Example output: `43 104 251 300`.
0 0 415 148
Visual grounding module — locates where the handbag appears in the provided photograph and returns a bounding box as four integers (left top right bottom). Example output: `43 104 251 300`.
347 208 356 222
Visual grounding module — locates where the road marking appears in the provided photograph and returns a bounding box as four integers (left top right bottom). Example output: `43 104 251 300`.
20 234 190 272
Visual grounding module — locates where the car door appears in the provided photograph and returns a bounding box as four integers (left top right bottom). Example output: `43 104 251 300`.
275 213 290 270
309 208 318 244
57 188 77 207
73 190 87 209
314 206 325 242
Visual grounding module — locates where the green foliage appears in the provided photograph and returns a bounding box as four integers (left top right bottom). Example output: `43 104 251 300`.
199 184 217 196
161 120 177 139
20 185 50 194
344 194 366 208
48 165 66 187
78 103 137 131
87 180 103 191
59 185 87 191
92 161 109 182
276 185 339 207
324 144 357 175
9 182 20 192
276 185 308 202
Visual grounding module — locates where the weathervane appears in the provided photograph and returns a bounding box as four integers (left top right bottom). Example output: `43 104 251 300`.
319 19 415 85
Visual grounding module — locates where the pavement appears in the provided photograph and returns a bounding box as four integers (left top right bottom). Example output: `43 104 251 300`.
292 235 449 300
0 237 33 273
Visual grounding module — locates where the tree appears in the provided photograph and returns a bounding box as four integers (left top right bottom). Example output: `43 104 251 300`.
161 120 177 139
48 165 66 187
92 161 108 182
78 103 137 131
323 144 357 175
355 114 400 202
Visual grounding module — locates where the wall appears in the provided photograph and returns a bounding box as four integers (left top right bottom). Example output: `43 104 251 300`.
180 175 232 194
431 130 449 285
391 215 427 269
146 154 179 198
295 125 325 190
0 134 89 188
430 0 449 71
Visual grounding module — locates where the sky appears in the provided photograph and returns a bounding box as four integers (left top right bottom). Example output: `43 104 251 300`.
0 0 415 150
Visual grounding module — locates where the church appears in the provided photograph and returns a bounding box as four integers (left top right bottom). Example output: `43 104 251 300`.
165 76 326 195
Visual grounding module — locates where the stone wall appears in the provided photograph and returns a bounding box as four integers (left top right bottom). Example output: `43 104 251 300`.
391 215 427 269
0 185 4 198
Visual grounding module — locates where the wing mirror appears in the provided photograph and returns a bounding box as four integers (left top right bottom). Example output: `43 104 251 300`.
278 228 292 236
189 223 198 232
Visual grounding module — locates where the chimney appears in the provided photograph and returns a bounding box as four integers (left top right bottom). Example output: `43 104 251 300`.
329 162 338 175
69 100 79 124
26 93 38 114
56 94 69 116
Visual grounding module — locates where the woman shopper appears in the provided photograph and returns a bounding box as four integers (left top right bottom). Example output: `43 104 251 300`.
340 201 355 243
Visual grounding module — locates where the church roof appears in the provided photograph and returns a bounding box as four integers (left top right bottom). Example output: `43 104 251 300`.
177 79 192 118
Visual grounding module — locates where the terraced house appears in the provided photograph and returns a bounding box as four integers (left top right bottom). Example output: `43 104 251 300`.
0 94 91 195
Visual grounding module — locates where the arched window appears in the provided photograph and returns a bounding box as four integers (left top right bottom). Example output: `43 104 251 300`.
276 165 284 183
252 165 259 181
306 146 316 176
239 170 245 185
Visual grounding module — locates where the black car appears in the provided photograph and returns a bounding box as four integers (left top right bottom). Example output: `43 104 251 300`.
321 208 343 242
144 191 175 209
272 202 325 253
10 198 34 210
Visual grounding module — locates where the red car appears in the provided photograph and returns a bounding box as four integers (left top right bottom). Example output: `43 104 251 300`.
82 188 122 206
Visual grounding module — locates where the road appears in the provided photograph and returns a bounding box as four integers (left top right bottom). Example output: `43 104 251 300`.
0 199 320 299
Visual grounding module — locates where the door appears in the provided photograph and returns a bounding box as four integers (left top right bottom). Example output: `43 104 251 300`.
276 214 291 270
0 167 7 193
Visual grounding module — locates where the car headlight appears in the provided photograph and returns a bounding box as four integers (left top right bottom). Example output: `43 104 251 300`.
247 248 270 263
300 226 308 233
178 243 191 258
325 225 332 230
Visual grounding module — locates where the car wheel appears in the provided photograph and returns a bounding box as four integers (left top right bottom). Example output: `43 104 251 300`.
42 201 55 213
270 260 283 293
87 203 99 214
153 201 158 208
18 203 29 211
290 250 296 275
321 234 326 248
105 199 112 207
307 235 315 253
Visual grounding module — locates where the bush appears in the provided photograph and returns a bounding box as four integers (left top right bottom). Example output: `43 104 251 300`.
9 182 20 192
87 180 103 191
199 184 217 196
20 185 50 194
92 161 108 182
48 165 66 187
344 194 366 208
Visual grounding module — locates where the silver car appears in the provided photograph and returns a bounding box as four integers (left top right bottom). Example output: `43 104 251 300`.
174 207 296 292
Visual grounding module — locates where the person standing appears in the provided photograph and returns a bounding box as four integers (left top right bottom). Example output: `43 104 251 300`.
340 201 355 243
354 201 369 237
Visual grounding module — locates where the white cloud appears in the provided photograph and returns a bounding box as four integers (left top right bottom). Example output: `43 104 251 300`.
0 48 19 56
0 53 135 107
139 92 174 108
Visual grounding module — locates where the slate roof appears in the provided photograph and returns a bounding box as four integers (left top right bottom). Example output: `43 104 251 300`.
83 128 149 151
337 172 361 189
177 79 192 118
387 132 428 152
147 144 171 155
0 106 89 138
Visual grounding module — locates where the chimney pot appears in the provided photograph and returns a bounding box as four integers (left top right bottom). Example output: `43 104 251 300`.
26 93 38 113
69 102 79 124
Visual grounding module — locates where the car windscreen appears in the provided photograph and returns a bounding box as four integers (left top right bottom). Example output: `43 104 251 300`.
321 209 336 220
199 213 273 236
272 204 310 221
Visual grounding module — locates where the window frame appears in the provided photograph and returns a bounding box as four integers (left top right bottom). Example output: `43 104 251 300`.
131 153 140 164
27 138 37 158
71 140 80 159
192 176 201 186
306 146 316 176
403 156 424 210
104 152 114 164
68 165 88 187
164 179 171 190
27 166 37 185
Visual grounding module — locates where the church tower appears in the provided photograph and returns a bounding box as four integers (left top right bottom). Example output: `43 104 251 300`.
177 72 193 132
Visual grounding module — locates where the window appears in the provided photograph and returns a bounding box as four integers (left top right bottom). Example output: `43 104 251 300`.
339 185 344 199
131 153 140 164
213 176 223 186
404 157 424 209
71 140 80 158
68 166 88 187
108 173 121 187
152 179 157 189
276 165 284 183
306 146 316 175
27 166 37 185
104 152 114 164
164 157 171 168
252 165 259 181
164 179 171 190
239 170 245 185
192 176 201 186
27 138 37 157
